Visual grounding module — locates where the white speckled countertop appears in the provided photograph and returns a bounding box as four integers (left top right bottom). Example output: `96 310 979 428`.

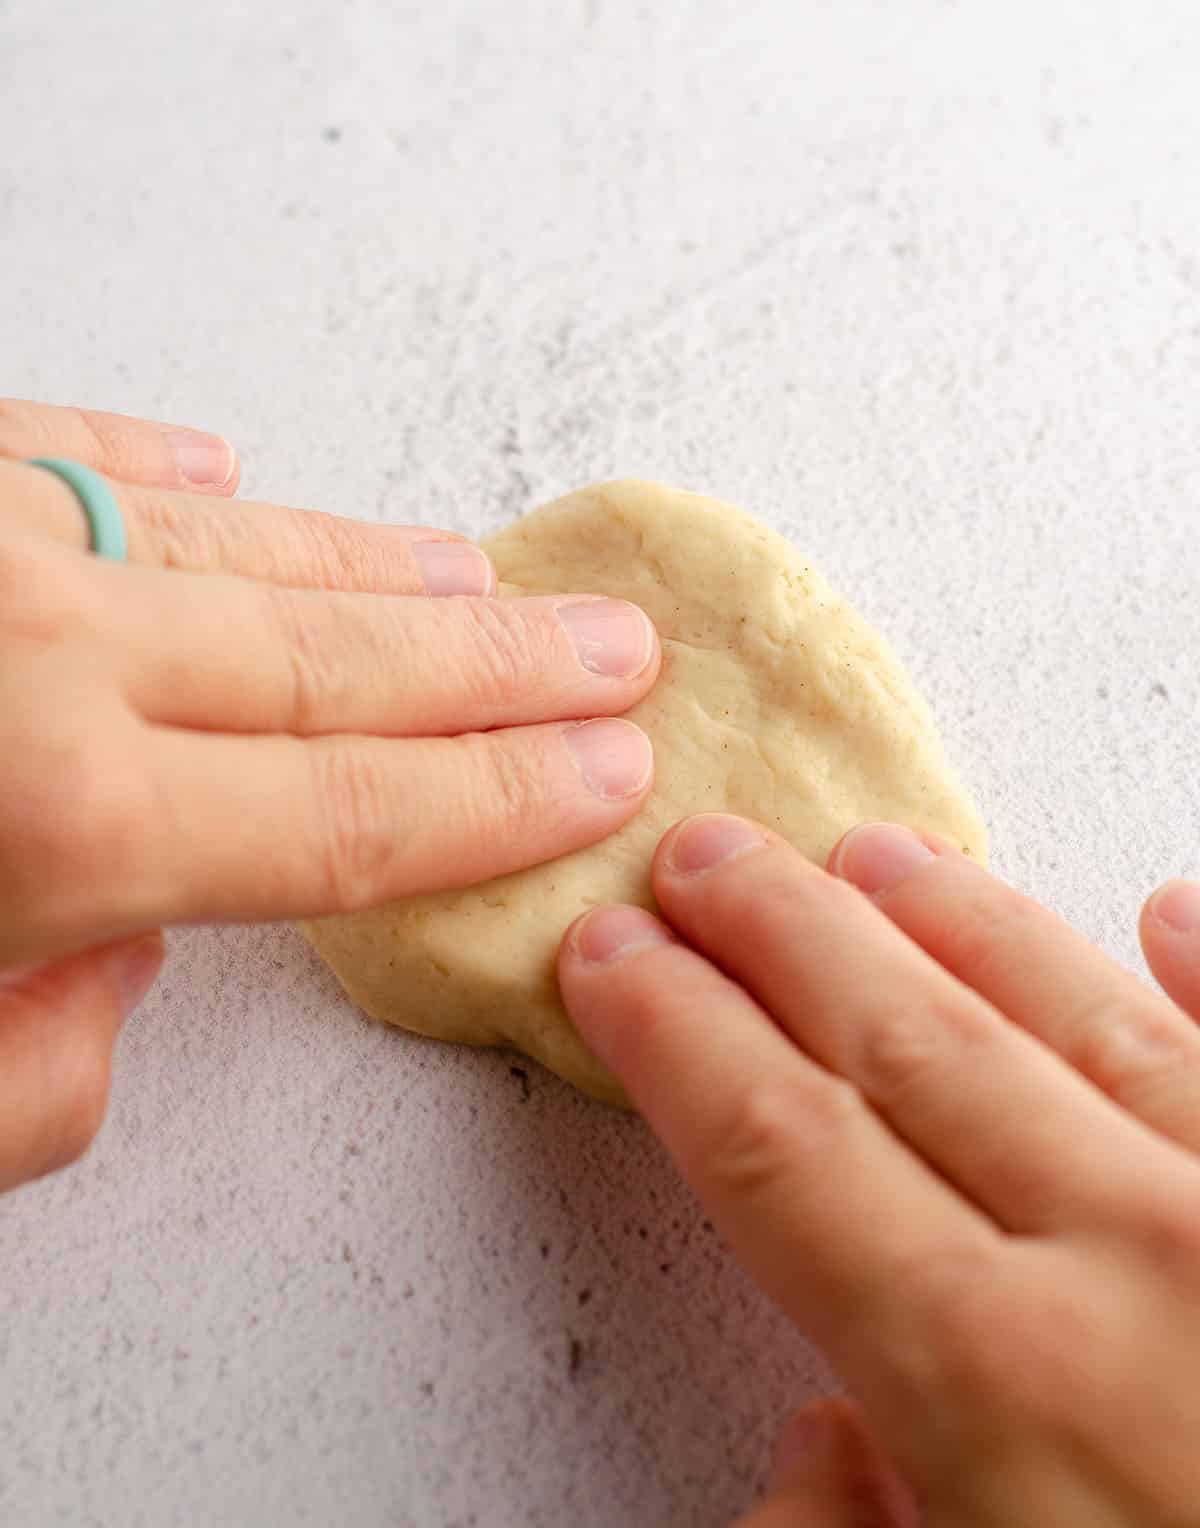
2 2 1198 1523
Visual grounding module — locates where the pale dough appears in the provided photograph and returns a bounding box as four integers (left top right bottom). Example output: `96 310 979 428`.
302 481 987 1105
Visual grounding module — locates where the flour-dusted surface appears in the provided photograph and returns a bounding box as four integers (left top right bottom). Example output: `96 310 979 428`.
2 3 1198 1526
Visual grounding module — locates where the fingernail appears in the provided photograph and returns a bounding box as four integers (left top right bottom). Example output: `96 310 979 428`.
1149 880 1200 933
164 429 236 488
112 935 164 1017
412 539 495 597
564 719 653 800
667 814 767 875
557 598 655 678
833 823 934 896
769 1408 828 1488
574 905 673 964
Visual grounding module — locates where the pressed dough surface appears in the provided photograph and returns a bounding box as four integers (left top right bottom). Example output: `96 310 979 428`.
303 481 987 1102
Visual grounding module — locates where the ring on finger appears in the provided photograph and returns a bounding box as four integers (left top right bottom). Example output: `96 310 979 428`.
26 458 128 562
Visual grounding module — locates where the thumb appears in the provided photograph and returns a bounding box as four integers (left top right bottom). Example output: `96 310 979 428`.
736 1398 919 1528
0 932 164 1192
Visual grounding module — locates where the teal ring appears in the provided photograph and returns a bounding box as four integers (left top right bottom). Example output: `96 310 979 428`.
27 457 128 562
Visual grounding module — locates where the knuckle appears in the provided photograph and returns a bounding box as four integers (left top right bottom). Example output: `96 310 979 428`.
469 734 545 839
308 742 397 911
269 585 345 734
900 1246 1023 1396
128 489 204 570
1068 997 1196 1111
855 1009 941 1102
75 408 137 479
856 997 987 1107
705 1077 861 1207
934 882 1050 985
303 512 378 591
454 600 548 712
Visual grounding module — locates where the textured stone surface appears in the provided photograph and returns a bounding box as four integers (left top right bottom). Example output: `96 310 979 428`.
2 1 1198 1524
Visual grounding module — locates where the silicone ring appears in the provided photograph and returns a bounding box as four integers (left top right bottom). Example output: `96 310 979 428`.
27 457 128 562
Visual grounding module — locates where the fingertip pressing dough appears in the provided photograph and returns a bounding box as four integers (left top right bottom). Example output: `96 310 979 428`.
301 481 987 1106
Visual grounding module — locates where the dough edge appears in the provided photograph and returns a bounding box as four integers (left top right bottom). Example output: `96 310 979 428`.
301 480 988 1109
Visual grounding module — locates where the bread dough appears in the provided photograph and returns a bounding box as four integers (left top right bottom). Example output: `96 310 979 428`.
301 481 987 1105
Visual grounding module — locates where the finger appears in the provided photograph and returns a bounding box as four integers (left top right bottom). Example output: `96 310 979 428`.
651 815 1193 1233
1141 882 1200 1026
738 1399 918 1528
833 824 1200 1153
107 567 659 734
104 720 654 929
0 933 163 1192
0 397 238 493
1 459 493 595
558 903 998 1377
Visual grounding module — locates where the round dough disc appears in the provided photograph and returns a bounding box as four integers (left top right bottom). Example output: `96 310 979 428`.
301 481 987 1106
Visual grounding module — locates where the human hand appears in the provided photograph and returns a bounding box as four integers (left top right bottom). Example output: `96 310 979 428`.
0 399 658 1192
559 815 1200 1526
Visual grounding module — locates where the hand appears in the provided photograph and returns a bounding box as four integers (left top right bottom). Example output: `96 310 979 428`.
0 399 659 1192
559 814 1200 1526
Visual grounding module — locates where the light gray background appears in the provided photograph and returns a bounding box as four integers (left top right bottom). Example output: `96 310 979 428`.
2 1 1198 1524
